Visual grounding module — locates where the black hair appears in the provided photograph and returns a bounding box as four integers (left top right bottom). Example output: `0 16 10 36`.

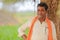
37 2 48 11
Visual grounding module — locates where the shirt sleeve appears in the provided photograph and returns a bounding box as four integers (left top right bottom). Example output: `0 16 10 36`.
51 21 57 40
18 18 33 37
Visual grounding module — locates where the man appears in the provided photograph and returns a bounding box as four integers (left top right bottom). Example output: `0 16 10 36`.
18 2 57 40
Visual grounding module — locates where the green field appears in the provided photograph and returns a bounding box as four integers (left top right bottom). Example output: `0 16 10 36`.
0 11 35 40
0 25 24 40
0 25 19 40
0 24 29 40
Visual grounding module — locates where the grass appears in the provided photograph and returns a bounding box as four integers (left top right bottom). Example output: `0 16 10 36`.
0 25 20 40
0 25 29 40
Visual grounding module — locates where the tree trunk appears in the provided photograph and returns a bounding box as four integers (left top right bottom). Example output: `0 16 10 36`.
40 0 60 40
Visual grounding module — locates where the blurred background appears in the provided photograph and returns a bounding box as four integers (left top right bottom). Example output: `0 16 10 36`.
0 0 40 40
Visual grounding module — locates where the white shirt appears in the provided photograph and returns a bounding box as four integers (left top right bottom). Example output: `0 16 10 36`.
18 18 57 40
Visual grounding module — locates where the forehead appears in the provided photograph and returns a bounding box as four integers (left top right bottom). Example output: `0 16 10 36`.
37 6 45 10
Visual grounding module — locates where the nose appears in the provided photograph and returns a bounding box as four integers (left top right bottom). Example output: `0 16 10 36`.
38 11 42 15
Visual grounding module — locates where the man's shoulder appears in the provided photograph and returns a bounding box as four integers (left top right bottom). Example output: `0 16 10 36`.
28 16 37 21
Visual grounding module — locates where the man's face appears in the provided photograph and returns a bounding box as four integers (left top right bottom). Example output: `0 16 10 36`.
37 6 47 18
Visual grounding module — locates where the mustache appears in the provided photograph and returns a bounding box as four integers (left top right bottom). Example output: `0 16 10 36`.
38 15 42 18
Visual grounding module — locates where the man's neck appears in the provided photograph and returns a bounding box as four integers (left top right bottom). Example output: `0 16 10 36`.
38 17 46 24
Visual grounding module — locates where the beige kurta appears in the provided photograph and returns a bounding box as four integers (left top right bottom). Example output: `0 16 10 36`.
18 18 57 40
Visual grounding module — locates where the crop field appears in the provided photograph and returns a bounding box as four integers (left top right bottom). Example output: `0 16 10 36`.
0 11 35 40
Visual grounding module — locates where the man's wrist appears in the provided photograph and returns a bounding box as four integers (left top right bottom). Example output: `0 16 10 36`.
22 34 27 40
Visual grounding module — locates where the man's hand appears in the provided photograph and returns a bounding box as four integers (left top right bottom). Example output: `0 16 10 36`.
22 34 27 40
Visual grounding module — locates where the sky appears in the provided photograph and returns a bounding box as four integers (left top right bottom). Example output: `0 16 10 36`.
0 0 40 12
0 2 3 9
